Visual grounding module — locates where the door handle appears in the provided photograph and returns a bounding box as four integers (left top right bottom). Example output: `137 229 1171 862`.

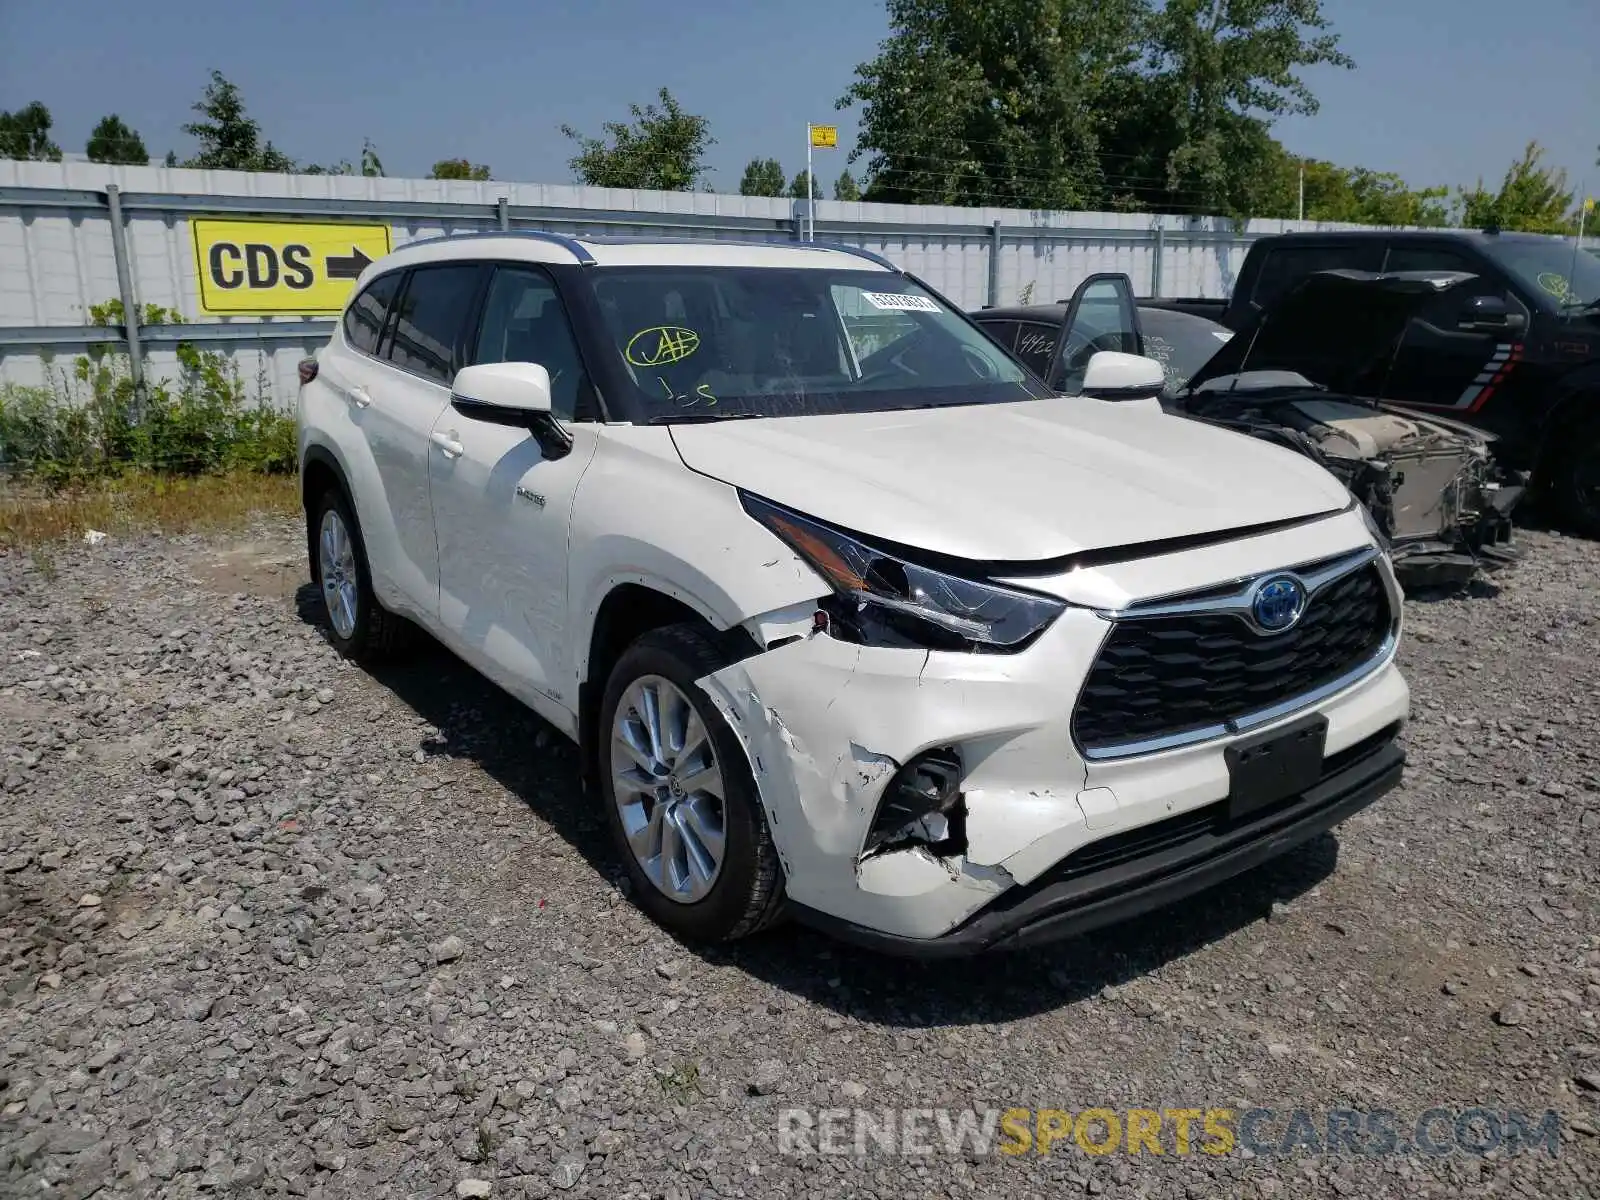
349 385 372 409
430 430 464 459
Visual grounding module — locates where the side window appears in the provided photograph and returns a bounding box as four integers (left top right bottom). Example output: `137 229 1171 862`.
1251 243 1385 308
1383 246 1477 275
471 266 590 421
383 264 483 385
1385 245 1525 333
343 271 401 356
1384 246 1511 300
1013 322 1061 377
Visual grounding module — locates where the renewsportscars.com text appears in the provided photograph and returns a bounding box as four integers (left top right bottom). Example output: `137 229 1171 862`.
777 1106 1565 1159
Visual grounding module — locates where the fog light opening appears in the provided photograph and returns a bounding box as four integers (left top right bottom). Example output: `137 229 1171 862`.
861 747 966 859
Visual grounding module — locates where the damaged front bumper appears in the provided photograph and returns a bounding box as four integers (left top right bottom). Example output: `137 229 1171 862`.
799 727 1403 957
696 511 1412 954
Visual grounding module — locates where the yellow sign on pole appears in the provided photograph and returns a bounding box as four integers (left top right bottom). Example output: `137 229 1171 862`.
191 219 393 315
809 125 838 149
1586 197 1596 213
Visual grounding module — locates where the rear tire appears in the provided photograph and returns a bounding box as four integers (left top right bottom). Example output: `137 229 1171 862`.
307 488 409 663
597 623 786 943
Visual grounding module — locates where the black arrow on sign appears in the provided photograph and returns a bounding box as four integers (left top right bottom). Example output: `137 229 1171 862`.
324 247 373 279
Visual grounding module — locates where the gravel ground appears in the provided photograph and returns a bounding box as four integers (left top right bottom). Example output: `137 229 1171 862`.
0 517 1597 1199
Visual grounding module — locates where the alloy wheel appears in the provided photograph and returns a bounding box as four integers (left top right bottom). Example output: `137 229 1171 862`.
609 674 728 903
318 508 360 640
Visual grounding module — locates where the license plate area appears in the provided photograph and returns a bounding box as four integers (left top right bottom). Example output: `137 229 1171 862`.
1225 714 1328 821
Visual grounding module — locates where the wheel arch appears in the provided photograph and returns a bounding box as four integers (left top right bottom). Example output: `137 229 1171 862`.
1534 365 1600 479
300 442 355 583
576 581 761 805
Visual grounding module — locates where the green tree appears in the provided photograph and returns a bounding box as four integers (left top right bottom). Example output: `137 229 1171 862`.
1103 0 1354 217
840 0 1144 208
833 170 862 201
1246 152 1450 226
0 101 63 162
739 157 786 197
788 169 823 200
309 139 386 177
561 88 713 190
86 114 148 164
429 158 491 181
181 70 294 171
1457 141 1577 234
1303 161 1448 226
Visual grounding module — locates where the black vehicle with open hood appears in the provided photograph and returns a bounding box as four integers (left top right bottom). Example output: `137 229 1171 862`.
971 270 1525 587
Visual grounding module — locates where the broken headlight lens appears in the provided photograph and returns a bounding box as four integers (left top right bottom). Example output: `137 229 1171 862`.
740 492 1065 653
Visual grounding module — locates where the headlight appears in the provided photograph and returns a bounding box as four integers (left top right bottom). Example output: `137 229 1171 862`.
740 492 1065 653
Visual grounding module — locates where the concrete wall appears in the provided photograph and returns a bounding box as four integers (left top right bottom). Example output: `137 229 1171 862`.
0 159 1395 407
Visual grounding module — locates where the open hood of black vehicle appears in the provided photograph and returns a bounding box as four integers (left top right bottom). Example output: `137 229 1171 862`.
1182 269 1477 399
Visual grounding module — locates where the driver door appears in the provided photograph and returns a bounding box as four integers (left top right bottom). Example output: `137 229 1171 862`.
1375 245 1528 419
1048 273 1144 393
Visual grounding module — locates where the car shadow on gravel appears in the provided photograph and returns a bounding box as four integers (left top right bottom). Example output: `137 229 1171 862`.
718 838 1340 1028
296 584 1343 1027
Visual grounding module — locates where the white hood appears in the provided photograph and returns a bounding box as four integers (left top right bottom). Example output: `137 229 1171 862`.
670 399 1352 562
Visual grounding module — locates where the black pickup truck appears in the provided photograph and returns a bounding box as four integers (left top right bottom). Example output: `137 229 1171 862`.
1151 230 1600 533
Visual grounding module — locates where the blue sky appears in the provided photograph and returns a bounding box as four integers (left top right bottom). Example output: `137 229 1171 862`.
2 0 1595 203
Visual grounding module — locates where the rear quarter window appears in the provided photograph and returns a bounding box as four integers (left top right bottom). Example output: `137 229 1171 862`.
1013 321 1062 377
343 271 402 356
972 318 1020 353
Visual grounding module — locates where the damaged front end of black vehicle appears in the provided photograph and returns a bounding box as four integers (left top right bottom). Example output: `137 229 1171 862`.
1165 270 1526 588
971 270 1526 588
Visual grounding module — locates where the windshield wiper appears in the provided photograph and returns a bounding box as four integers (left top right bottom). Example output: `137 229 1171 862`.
644 410 764 424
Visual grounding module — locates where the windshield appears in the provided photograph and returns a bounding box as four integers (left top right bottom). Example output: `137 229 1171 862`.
1137 308 1235 394
1484 236 1600 309
589 267 1046 420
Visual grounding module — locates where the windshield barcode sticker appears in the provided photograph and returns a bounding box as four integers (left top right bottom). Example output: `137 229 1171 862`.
861 291 940 312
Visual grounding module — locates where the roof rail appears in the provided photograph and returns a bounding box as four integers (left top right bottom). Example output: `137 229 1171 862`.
397 229 596 264
805 241 902 272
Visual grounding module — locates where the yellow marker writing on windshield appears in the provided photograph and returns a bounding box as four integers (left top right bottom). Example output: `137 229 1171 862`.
627 326 700 367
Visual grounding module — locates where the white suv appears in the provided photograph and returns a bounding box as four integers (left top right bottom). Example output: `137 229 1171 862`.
296 232 1410 956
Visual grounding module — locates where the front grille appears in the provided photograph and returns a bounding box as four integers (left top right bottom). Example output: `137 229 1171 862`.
1072 563 1392 756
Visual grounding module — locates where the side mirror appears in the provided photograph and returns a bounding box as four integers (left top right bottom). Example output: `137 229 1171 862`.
1458 295 1527 335
451 362 553 422
449 362 572 459
1079 351 1167 403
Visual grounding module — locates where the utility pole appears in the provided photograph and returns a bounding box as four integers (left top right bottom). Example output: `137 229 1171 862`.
805 124 814 242
1298 161 1306 223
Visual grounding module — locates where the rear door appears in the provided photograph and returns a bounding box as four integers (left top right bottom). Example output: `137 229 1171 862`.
315 268 431 617
366 261 487 621
1375 244 1529 425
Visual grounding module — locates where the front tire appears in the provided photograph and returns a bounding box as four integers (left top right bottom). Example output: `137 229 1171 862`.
308 488 408 662
598 624 785 943
1549 422 1600 539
